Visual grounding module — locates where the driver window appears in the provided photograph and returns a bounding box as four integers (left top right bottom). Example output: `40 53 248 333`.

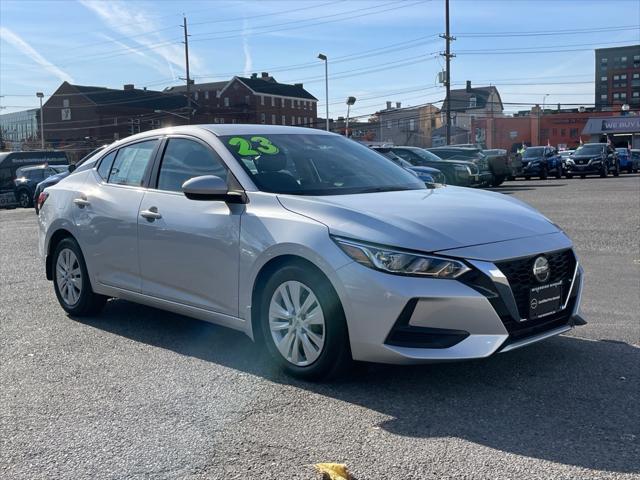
157 138 227 192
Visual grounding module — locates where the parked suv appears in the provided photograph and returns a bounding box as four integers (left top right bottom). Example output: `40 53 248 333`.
429 146 508 187
370 147 446 185
390 146 485 187
564 143 620 178
14 165 68 208
520 146 563 180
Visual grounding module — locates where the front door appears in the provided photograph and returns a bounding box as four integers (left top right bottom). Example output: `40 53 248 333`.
137 137 242 316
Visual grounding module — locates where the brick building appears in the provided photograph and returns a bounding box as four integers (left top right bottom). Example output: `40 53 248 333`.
594 45 640 110
41 81 190 152
165 73 318 126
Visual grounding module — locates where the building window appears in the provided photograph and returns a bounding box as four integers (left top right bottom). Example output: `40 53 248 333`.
600 76 607 82
600 57 607 63
271 96 275 107
291 116 295 124
224 97 230 107
560 128 566 137
194 91 199 100
298 116 302 125
282 115 286 125
204 91 209 100
600 94 608 100
409 119 416 131
633 73 640 79
260 96 265 106
386 120 392 129
621 74 627 80
245 95 250 105
271 114 276 124
260 113 266 124
294 100 298 109
469 96 477 108
62 99 69 108
620 92 627 100
613 93 620 100
632 91 639 97
621 56 627 62
570 128 578 138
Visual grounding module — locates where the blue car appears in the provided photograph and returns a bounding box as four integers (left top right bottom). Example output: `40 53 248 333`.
520 146 563 179
616 148 638 174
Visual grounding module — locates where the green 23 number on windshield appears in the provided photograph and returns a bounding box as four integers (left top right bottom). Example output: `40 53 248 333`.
228 136 279 156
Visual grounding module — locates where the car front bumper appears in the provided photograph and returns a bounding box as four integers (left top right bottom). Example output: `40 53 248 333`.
335 233 584 364
566 162 602 174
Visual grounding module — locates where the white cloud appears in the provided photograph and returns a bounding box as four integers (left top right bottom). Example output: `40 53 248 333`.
78 0 202 76
242 19 253 77
0 27 74 83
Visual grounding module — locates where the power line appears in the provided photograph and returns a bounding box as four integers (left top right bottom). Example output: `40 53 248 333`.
456 25 639 37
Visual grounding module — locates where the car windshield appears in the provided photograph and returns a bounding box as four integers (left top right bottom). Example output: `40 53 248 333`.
221 134 425 195
575 144 604 156
523 147 545 158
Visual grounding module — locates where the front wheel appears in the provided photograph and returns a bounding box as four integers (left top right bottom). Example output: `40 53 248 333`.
613 162 620 177
259 263 351 380
491 175 506 187
565 173 573 179
540 167 548 180
53 237 107 316
17 190 32 208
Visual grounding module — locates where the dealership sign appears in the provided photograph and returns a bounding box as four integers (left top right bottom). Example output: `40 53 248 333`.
601 117 640 132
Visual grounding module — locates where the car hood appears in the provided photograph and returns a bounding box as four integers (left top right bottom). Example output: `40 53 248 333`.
277 187 559 253
571 155 599 160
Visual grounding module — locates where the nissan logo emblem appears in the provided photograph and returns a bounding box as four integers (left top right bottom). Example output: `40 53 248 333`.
533 256 551 283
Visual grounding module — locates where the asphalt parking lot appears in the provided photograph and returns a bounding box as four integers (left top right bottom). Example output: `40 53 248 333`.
1 176 639 480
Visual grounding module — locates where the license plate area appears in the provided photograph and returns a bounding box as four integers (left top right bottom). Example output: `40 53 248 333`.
528 280 563 320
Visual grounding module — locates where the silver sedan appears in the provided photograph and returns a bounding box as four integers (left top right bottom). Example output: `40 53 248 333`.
38 125 585 379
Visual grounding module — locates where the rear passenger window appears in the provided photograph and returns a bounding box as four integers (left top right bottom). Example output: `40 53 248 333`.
97 151 117 180
108 140 158 186
157 138 227 192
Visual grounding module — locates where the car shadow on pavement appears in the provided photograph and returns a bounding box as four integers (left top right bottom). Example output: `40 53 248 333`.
77 299 639 475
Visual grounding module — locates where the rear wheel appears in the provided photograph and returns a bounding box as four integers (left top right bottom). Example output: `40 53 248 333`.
53 237 107 316
259 263 351 380
565 173 573 179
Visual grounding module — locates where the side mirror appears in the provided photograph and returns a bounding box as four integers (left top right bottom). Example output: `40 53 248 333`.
182 175 245 203
68 164 76 173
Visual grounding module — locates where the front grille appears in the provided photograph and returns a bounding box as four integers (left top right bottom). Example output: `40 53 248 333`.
495 249 577 321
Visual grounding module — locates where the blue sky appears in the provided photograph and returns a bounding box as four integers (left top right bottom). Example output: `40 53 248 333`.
1 0 639 119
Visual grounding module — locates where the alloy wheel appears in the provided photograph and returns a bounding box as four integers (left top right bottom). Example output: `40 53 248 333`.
268 280 326 367
19 192 30 208
55 248 83 306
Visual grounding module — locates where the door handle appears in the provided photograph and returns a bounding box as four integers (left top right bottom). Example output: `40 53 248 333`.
73 197 90 207
140 208 162 221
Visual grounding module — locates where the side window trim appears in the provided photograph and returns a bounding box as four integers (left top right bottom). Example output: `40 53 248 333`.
96 138 162 188
149 134 230 192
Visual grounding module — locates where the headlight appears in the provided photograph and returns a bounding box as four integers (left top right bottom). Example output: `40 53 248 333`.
454 165 471 176
332 237 470 278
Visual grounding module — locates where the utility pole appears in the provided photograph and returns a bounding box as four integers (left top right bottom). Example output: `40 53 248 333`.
182 16 192 124
440 0 455 145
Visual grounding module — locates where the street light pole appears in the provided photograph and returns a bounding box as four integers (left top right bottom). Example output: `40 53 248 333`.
318 53 329 131
345 96 356 137
36 92 44 149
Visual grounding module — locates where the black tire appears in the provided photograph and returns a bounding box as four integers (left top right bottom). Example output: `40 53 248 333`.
580 175 586 179
16 189 32 208
599 163 608 178
258 263 351 380
491 175 506 187
539 166 548 180
613 162 620 177
524 175 531 181
565 173 573 179
52 237 107 316
627 165 633 174
555 168 562 179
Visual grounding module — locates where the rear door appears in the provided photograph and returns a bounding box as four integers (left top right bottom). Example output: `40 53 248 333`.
74 139 160 292
137 136 242 316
